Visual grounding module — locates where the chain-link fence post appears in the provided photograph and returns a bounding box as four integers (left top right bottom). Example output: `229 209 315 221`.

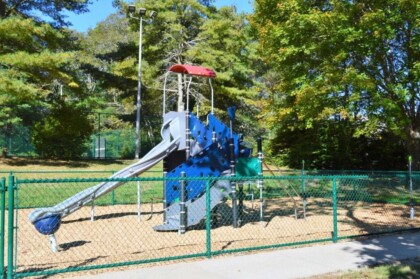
111 172 116 206
206 179 212 258
0 178 5 279
408 156 415 219
301 160 307 219
332 177 338 243
7 175 15 279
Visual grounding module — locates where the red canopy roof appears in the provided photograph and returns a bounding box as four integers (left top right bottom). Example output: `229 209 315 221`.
168 64 216 78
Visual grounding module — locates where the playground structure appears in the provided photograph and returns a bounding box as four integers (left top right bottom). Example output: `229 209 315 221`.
0 67 415 279
28 64 266 251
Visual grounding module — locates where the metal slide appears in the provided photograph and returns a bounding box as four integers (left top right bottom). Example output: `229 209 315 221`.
154 172 231 231
29 114 183 224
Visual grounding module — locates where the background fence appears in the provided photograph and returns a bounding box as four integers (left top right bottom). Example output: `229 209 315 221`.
0 127 157 159
0 173 419 278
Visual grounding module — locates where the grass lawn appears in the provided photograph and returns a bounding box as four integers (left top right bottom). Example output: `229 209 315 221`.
1 157 419 207
310 257 420 279
0 157 163 178
0 157 163 171
0 158 165 208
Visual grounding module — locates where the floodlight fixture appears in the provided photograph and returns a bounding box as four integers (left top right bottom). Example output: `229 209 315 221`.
128 5 136 13
150 11 157 20
139 8 147 16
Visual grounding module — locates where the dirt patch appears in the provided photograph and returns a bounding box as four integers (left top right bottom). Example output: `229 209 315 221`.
12 198 420 278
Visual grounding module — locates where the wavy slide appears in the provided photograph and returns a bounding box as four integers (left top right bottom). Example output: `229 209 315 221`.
29 114 182 229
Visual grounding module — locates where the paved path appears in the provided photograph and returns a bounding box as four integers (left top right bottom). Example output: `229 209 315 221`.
73 232 420 279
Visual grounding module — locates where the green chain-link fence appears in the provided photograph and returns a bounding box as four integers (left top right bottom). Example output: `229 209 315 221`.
0 174 419 278
0 127 156 159
0 170 162 181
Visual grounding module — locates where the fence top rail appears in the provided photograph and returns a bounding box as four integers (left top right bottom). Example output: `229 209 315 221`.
2 170 419 176
0 170 162 174
0 170 114 174
272 170 420 174
14 174 369 184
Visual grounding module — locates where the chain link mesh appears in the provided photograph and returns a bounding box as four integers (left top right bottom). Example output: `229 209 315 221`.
1 173 417 278
14 177 207 277
337 176 420 238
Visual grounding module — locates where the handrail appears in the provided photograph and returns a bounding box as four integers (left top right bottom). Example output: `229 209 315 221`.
263 162 300 218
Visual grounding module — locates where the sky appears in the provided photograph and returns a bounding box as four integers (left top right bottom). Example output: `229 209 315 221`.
65 0 254 33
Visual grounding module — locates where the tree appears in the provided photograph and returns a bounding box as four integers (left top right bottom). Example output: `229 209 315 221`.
0 0 92 27
188 6 262 137
76 1 263 158
86 1 261 150
0 1 101 157
32 99 93 158
251 0 419 169
122 0 211 115
0 17 79 131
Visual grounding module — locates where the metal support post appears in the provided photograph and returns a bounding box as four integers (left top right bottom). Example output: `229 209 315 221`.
0 178 5 278
90 197 95 222
163 171 167 223
97 113 101 159
135 14 144 159
7 175 14 279
238 183 244 226
111 172 115 206
257 137 264 222
205 180 212 258
137 181 141 222
212 130 217 143
409 156 415 219
230 138 238 228
332 177 338 243
301 160 307 219
185 112 190 160
111 190 115 206
179 172 187 234
49 234 58 253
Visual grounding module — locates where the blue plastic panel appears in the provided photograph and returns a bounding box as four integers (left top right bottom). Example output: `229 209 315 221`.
189 113 212 148
207 114 241 157
165 113 252 206
165 143 230 205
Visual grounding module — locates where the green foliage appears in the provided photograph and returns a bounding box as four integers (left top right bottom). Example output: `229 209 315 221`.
0 0 108 158
82 0 263 153
0 17 78 126
321 258 420 279
252 0 420 169
32 100 93 158
188 6 263 137
272 119 406 170
0 0 91 27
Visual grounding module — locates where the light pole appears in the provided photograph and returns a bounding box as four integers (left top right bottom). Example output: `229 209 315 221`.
128 5 158 159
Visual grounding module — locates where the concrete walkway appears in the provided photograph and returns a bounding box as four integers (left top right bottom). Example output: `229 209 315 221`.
73 232 420 279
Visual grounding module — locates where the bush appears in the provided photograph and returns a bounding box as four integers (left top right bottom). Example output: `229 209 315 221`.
32 102 93 158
